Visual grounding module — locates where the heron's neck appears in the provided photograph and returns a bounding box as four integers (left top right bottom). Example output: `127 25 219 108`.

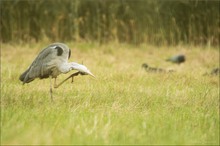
58 62 72 73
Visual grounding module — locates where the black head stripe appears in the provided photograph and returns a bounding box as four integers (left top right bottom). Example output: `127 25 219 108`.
68 49 71 59
55 46 63 56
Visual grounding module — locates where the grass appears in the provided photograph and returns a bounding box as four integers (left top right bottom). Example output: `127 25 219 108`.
1 42 219 145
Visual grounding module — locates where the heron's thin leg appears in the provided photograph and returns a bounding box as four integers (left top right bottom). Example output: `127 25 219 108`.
54 72 81 88
71 76 74 83
50 76 53 101
54 77 57 87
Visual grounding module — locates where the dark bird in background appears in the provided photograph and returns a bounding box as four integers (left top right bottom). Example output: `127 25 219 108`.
166 54 185 64
210 68 220 75
203 68 220 76
142 63 166 73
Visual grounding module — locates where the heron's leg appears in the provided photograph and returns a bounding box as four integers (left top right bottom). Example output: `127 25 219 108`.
54 72 80 88
71 75 74 83
54 77 57 88
50 76 53 101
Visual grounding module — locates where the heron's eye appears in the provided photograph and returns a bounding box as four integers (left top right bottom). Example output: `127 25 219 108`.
54 46 63 56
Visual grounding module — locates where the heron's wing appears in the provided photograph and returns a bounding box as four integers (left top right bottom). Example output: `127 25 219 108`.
20 47 56 83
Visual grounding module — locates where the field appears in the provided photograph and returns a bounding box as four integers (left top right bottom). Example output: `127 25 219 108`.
1 42 219 145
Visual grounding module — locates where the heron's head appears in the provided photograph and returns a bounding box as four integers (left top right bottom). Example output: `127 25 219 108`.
70 62 95 78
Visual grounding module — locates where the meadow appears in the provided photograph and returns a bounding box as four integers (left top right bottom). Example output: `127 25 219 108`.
1 42 219 145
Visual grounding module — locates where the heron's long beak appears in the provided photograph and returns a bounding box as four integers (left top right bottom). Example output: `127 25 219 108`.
70 62 95 78
86 70 95 78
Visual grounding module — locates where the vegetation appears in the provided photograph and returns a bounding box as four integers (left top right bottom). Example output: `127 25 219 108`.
1 42 219 145
1 0 219 145
1 0 219 46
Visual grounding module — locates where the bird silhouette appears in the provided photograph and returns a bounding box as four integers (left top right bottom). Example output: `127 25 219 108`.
210 68 220 75
142 63 166 73
203 67 220 76
19 42 95 100
166 54 185 64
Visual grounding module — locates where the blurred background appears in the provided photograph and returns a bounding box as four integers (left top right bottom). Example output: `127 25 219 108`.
1 0 219 46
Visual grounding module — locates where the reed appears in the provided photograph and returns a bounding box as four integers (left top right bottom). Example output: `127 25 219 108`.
1 0 219 46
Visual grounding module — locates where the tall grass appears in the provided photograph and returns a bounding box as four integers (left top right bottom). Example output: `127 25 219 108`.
1 0 219 46
1 42 219 145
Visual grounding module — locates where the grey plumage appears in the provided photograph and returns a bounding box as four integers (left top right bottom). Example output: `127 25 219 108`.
19 43 72 83
166 54 185 64
19 43 94 100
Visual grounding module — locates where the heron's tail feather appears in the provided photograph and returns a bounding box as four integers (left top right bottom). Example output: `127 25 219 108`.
19 69 35 84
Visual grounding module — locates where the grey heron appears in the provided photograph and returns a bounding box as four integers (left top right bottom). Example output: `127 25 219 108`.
19 42 95 100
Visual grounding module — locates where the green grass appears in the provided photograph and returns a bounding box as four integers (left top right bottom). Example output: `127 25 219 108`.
1 42 219 145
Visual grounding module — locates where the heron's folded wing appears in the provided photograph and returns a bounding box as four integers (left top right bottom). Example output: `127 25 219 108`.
23 47 56 82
